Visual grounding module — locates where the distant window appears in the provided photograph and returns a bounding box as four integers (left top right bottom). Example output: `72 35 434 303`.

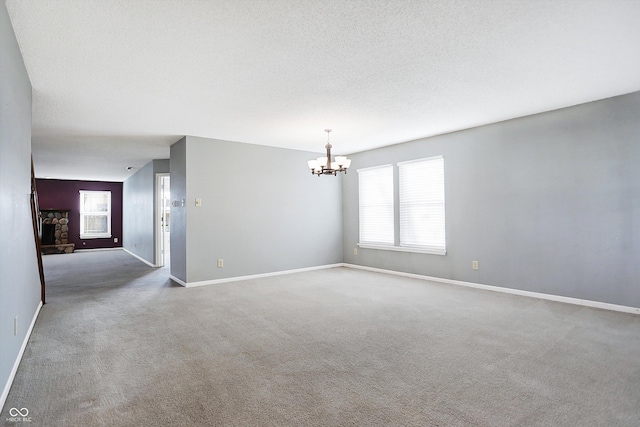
398 156 446 254
79 190 111 239
358 164 394 246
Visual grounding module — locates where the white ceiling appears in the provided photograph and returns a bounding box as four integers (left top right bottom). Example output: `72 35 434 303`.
6 0 640 182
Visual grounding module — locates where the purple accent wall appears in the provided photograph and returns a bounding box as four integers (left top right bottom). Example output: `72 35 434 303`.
35 179 123 250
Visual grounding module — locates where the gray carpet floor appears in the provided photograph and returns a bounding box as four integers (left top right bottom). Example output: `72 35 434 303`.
3 250 640 426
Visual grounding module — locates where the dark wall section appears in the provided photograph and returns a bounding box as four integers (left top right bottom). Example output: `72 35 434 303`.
36 179 123 249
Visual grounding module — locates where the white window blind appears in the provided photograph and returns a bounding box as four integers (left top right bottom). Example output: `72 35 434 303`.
79 190 112 239
398 156 446 254
358 165 394 245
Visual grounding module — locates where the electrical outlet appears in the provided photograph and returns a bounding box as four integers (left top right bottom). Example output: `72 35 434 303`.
472 260 479 270
114 237 118 243
353 248 358 255
195 198 202 207
217 259 223 268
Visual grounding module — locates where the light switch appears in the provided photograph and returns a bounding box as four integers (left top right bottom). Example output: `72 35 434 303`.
195 198 202 207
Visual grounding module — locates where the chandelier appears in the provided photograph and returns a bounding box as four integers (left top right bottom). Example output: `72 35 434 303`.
307 129 351 176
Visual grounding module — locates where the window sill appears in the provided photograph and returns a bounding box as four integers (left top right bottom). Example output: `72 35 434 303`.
80 235 112 240
357 243 446 256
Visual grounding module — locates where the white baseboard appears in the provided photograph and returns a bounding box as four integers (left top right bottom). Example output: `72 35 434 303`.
169 275 187 286
342 263 640 315
122 248 157 268
171 263 343 288
74 247 122 253
1 300 42 413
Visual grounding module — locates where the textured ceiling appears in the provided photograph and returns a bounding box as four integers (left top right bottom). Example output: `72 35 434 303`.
6 0 640 181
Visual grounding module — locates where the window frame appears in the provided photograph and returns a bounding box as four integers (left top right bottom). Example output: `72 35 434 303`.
357 157 446 256
79 190 112 239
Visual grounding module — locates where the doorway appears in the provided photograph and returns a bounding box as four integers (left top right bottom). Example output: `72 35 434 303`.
156 174 170 267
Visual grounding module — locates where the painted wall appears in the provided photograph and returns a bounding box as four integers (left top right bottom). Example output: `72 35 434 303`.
123 159 169 265
169 138 187 282
172 135 343 284
343 92 640 308
0 2 42 410
35 179 123 250
123 162 154 263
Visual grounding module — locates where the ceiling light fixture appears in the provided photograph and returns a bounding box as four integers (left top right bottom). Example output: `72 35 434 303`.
307 129 351 176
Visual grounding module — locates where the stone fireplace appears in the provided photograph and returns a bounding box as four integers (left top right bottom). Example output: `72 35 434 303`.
40 209 75 254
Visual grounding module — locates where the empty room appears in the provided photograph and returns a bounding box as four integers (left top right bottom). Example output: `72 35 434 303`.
1 1 639 426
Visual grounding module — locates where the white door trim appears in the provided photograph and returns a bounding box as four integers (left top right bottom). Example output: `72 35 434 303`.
155 173 170 267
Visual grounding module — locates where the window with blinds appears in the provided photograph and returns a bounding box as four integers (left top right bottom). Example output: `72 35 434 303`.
79 190 112 239
398 156 446 254
358 164 394 246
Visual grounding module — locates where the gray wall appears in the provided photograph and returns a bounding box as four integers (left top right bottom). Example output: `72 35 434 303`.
175 135 343 284
343 92 640 308
170 138 187 282
123 161 153 262
123 159 169 265
0 3 42 408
